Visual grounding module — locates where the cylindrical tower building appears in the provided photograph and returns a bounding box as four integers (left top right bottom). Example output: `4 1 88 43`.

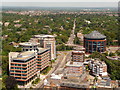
84 30 106 53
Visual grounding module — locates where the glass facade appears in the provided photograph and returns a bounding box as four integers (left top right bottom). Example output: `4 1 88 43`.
84 38 106 53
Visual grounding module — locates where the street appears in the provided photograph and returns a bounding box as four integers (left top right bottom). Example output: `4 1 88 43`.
66 18 76 46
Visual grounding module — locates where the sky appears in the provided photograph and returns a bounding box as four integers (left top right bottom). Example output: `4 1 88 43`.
1 0 120 7
1 0 120 2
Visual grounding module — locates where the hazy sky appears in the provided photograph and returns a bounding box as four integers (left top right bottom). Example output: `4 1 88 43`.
1 0 119 7
1 0 120 2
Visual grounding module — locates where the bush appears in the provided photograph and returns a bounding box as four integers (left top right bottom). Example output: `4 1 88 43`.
32 78 40 85
109 52 115 57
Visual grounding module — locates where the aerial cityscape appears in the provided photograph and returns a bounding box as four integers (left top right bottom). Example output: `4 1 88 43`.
1 1 120 89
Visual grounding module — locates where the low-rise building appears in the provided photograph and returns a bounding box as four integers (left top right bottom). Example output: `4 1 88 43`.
97 79 111 88
64 61 84 75
14 24 22 28
106 56 120 60
62 61 86 83
60 62 89 88
77 32 83 41
9 51 38 85
71 51 85 62
89 59 108 77
4 22 10 26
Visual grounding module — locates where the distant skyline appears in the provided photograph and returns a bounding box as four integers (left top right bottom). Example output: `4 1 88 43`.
2 2 119 7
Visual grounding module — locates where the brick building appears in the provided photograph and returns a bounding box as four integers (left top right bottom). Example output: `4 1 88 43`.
71 51 85 62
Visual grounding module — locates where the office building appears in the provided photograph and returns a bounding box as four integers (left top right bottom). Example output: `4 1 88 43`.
19 42 39 51
33 35 56 60
37 48 50 71
9 51 38 85
84 30 106 53
71 51 85 62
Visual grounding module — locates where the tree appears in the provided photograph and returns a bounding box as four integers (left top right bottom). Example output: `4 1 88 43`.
115 49 120 56
109 52 115 57
89 51 101 58
74 36 80 45
5 76 19 90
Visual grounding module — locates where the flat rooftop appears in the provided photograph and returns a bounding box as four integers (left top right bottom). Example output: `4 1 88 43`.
12 51 36 61
19 42 39 46
34 34 55 38
66 61 83 67
72 51 85 53
37 47 49 53
91 59 107 66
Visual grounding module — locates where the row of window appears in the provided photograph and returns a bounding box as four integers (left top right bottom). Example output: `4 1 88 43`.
11 67 27 70
15 77 26 80
23 49 37 51
10 70 27 73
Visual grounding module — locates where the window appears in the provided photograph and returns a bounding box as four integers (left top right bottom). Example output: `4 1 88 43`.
22 74 27 76
15 77 21 79
22 71 27 73
10 70 14 72
22 64 27 66
15 74 21 76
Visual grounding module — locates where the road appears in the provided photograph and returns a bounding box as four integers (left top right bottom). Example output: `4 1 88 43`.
66 18 84 49
66 18 76 46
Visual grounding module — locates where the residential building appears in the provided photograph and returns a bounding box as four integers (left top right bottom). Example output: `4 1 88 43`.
71 51 85 62
9 51 38 85
19 42 39 51
33 35 56 60
37 48 50 71
89 59 108 76
84 30 106 53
